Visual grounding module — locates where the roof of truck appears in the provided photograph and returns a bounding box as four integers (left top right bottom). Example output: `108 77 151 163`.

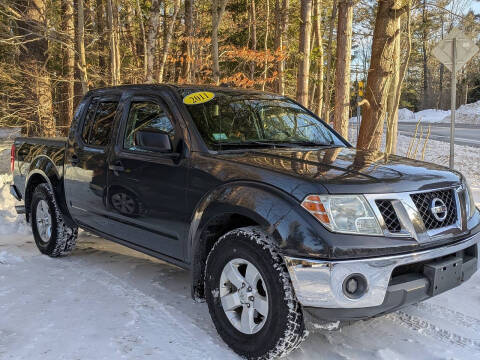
86 84 282 99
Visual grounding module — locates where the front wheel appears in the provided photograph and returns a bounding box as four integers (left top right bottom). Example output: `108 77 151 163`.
31 183 78 257
204 226 307 359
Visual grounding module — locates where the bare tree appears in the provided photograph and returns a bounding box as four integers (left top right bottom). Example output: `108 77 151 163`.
322 0 337 122
333 0 354 139
95 0 107 82
249 0 257 80
385 16 401 154
261 0 270 91
387 6 411 154
212 0 228 85
274 0 289 95
16 0 55 137
107 0 121 85
62 0 75 127
421 0 429 109
157 0 181 83
296 0 313 107
312 0 323 115
145 0 161 83
183 0 194 82
77 0 89 94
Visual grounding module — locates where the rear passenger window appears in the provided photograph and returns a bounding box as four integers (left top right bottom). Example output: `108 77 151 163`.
82 101 118 146
82 102 97 143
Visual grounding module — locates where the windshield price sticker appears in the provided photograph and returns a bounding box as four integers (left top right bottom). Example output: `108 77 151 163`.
183 91 215 105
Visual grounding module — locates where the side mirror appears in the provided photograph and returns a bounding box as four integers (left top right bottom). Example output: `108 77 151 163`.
134 129 172 153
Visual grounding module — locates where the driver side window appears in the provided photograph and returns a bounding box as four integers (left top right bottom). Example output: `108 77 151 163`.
124 101 175 151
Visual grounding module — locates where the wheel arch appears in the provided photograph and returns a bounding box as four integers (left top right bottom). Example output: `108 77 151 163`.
188 181 326 300
25 166 74 226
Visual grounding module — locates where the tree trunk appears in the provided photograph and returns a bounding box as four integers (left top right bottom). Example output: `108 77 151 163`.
135 0 148 80
125 2 139 75
95 0 107 83
274 0 288 95
113 0 121 83
322 0 337 122
249 0 257 80
212 0 228 85
389 6 411 153
107 0 121 85
333 0 353 139
313 0 323 116
296 0 313 107
16 0 55 137
421 0 429 109
62 0 75 129
183 0 194 82
145 0 161 83
261 0 270 91
357 0 408 151
437 15 444 109
77 0 89 94
157 0 181 83
385 16 401 154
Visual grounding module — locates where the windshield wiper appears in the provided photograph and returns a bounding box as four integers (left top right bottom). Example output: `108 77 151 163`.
283 140 337 147
214 140 292 149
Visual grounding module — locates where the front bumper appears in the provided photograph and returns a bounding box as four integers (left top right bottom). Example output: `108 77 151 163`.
285 231 479 314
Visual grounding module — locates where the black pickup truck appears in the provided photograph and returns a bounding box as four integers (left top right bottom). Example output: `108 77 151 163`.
10 85 480 359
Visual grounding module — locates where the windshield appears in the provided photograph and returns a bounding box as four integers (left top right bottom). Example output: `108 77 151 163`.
179 90 345 150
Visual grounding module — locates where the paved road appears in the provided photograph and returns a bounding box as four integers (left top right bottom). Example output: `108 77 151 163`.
398 122 480 148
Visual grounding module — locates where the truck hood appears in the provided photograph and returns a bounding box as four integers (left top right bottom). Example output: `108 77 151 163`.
219 147 462 194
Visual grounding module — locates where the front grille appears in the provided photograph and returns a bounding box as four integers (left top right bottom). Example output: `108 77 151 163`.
375 200 402 233
410 189 457 230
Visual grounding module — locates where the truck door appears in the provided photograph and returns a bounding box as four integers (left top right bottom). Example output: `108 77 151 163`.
64 96 119 230
104 94 189 260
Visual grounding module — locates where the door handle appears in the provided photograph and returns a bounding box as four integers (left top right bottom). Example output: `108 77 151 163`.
70 154 79 165
109 161 125 173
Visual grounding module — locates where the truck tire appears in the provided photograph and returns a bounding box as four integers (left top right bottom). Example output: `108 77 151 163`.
204 226 307 359
31 183 78 257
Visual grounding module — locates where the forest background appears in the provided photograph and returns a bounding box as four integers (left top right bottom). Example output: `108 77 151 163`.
0 0 479 153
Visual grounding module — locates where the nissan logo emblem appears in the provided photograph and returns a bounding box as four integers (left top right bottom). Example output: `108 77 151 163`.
431 198 448 221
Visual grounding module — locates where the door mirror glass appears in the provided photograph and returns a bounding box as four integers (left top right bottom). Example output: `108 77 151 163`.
134 129 172 152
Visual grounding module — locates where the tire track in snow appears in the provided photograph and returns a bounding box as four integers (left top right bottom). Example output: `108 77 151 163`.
387 310 480 352
69 256 237 359
412 302 480 333
67 259 237 359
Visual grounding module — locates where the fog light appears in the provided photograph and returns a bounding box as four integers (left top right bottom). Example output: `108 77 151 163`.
345 278 358 294
342 274 368 299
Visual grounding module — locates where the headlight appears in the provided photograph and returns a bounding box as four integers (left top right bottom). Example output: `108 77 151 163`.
465 180 477 220
301 195 382 235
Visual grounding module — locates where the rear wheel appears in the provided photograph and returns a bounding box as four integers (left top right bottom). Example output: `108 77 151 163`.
205 226 307 359
31 183 78 257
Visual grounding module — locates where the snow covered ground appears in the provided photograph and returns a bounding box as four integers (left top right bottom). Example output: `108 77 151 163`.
351 100 480 124
1 129 480 359
397 100 480 124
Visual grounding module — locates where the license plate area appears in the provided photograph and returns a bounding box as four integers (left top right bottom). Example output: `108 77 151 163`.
423 256 463 296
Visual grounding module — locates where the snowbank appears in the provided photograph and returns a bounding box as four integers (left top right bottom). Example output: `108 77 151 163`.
442 100 480 125
398 108 449 123
0 174 29 236
398 100 480 124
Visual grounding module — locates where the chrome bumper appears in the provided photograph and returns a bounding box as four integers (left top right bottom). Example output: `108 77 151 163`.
285 231 480 308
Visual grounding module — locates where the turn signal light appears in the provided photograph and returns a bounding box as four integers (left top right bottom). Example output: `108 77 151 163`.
301 195 330 225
